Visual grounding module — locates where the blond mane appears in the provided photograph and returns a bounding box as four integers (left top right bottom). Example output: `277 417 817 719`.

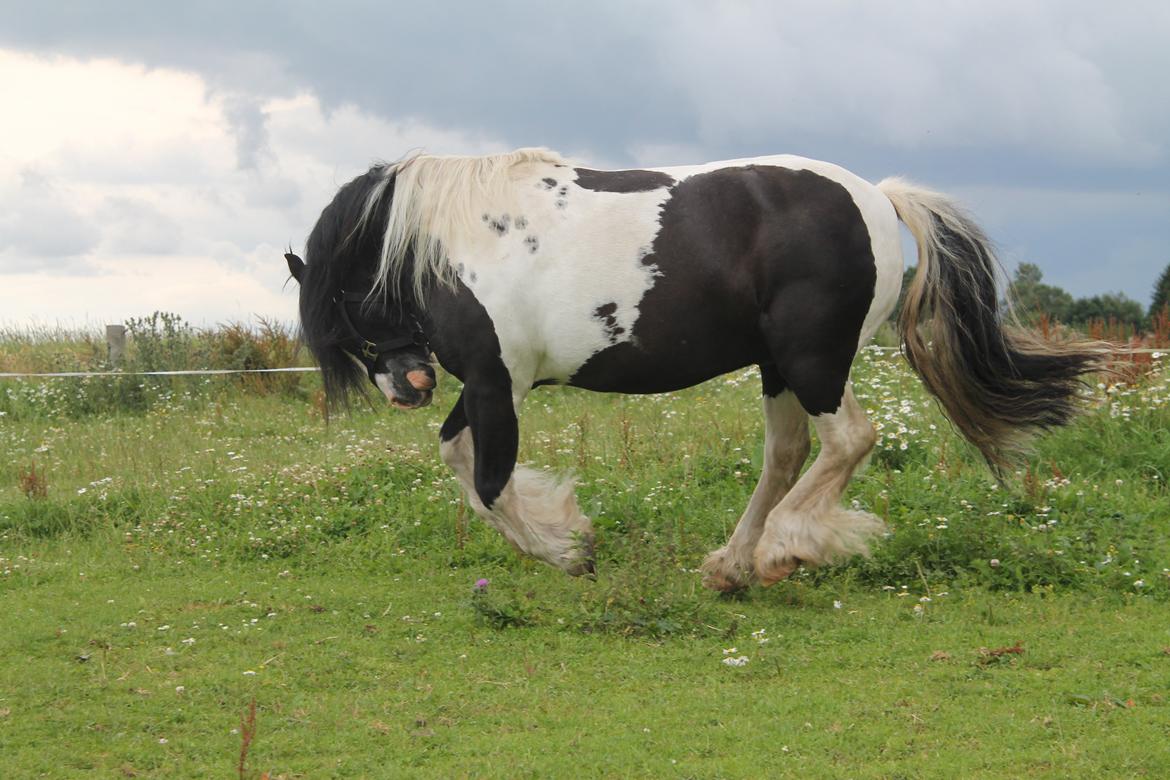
361 147 566 301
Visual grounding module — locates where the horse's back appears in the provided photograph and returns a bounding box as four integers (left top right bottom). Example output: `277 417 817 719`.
441 153 903 395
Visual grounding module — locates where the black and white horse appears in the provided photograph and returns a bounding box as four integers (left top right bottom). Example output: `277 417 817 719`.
286 148 1101 590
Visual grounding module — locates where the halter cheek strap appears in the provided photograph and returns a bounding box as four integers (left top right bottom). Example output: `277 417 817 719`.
336 291 429 359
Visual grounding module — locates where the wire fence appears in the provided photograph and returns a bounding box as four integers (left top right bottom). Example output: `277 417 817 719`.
2 344 1164 381
0 367 321 379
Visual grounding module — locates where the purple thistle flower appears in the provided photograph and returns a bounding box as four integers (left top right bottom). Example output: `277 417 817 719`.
474 578 490 591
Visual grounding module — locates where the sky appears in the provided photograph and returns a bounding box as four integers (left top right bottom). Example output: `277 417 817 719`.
1 1 1168 328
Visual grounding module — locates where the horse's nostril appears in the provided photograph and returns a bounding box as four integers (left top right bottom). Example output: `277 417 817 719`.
406 369 436 390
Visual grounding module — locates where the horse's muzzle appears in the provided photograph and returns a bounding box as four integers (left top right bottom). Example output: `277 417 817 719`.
406 369 435 391
390 391 433 410
375 366 435 410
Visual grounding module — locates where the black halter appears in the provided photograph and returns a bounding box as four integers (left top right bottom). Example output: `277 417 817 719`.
336 290 428 361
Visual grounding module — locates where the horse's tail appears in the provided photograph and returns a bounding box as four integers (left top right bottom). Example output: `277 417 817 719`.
878 177 1106 473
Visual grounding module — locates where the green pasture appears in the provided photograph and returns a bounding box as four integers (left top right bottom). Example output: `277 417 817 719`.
2 343 1169 777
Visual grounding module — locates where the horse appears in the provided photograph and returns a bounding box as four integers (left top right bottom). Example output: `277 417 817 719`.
285 148 1102 591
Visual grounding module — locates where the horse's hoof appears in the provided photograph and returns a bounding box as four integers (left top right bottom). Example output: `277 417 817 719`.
700 548 753 592
562 534 596 578
564 556 596 578
756 556 802 587
701 572 747 593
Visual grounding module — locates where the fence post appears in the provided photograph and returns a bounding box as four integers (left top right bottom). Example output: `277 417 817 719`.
106 324 126 366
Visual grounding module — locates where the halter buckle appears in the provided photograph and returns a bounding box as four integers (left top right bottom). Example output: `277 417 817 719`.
361 341 379 360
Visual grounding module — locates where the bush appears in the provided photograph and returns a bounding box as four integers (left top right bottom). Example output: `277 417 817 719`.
0 313 311 420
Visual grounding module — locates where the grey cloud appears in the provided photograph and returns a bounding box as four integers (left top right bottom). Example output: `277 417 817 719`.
1 0 1167 300
222 95 271 170
96 198 182 255
0 170 100 272
0 1 689 161
2 2 1166 173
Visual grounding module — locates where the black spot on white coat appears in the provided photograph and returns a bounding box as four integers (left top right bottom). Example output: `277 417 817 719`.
524 235 539 254
486 214 510 236
593 302 625 344
573 167 676 193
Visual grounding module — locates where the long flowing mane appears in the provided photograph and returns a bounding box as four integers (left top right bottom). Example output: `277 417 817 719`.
362 147 565 301
299 148 565 408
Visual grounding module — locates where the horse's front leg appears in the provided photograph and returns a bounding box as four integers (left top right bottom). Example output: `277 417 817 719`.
439 386 595 575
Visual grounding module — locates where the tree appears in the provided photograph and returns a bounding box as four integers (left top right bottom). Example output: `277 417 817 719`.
1150 262 1170 319
1067 293 1146 329
1008 262 1073 323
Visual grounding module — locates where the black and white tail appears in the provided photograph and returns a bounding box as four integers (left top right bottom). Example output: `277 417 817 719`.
879 178 1106 472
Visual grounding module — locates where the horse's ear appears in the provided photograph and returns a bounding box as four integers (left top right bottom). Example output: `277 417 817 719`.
285 252 305 284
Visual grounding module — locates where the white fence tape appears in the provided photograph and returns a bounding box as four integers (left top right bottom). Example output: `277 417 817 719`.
0 367 320 379
0 347 1162 380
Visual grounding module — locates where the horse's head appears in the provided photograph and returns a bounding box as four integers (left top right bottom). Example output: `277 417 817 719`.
287 166 437 411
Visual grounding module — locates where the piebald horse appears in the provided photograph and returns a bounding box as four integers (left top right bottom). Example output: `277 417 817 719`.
286 149 1100 591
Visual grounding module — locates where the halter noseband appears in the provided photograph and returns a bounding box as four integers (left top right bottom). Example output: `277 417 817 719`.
336 290 428 361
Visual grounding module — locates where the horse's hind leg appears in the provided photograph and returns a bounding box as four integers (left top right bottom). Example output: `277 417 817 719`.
754 382 883 585
701 369 810 592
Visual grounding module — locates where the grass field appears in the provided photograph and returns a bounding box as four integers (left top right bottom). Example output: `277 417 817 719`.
2 342 1169 777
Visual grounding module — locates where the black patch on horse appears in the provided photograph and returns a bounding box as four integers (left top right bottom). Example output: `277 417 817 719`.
426 277 519 508
568 165 876 416
573 167 675 193
593 302 625 343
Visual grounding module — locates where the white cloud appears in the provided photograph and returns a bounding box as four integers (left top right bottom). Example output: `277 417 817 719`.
0 49 508 326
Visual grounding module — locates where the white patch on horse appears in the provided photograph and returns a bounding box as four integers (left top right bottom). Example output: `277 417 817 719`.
443 163 674 391
373 372 396 403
